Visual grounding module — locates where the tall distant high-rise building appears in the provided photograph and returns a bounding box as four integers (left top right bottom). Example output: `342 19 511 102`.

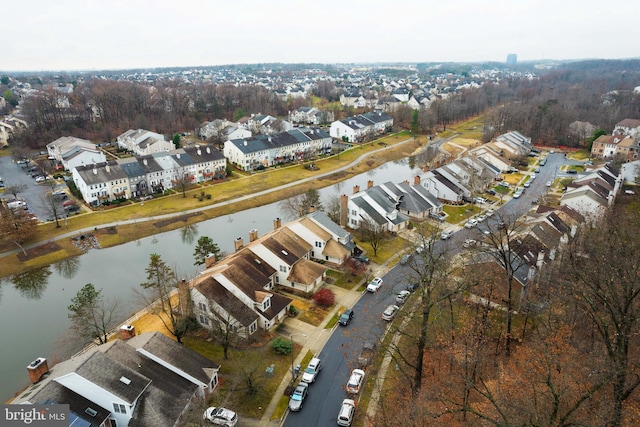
506 53 518 65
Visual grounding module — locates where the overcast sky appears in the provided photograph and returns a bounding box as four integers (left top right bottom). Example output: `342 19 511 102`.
3 0 637 72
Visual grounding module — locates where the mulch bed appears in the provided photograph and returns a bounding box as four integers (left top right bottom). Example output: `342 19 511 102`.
17 242 62 262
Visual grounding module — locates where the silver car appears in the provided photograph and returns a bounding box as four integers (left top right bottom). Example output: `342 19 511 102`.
288 382 309 411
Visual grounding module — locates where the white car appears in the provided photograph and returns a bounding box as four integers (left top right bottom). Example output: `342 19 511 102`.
395 290 411 305
524 181 530 188
476 214 487 222
381 304 400 321
464 219 478 228
440 229 453 240
513 190 523 199
203 407 238 427
367 277 383 292
337 399 356 426
35 175 47 183
302 357 322 383
546 181 552 187
486 209 495 217
346 368 365 394
530 174 536 180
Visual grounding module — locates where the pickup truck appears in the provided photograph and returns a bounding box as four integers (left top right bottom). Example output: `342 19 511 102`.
358 341 377 368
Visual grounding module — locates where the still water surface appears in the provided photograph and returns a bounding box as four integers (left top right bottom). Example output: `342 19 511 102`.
0 158 419 401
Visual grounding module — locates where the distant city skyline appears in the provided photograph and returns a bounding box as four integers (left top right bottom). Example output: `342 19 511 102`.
3 0 637 72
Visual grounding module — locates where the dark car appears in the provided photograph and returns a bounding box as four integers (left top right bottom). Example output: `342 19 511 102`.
406 282 419 293
354 254 370 264
338 309 354 326
485 189 496 196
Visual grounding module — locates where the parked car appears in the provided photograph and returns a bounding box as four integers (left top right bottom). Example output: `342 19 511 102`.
463 239 477 248
399 254 411 265
367 277 383 293
338 309 354 326
406 282 419 293
476 214 487 222
567 169 577 174
486 208 495 217
302 357 322 383
440 229 453 240
203 407 238 426
524 181 530 188
546 181 552 187
530 174 536 180
485 188 497 196
346 369 366 395
513 189 523 199
430 212 446 222
34 175 47 183
474 197 487 204
337 399 356 426
464 219 478 228
395 290 411 305
353 254 370 264
288 382 309 412
381 304 400 321
415 244 425 253
62 199 76 207
499 181 510 188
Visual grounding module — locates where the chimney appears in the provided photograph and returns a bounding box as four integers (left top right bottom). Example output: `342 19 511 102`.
340 194 348 227
197 148 201 155
273 217 282 230
243 140 247 146
93 167 97 175
105 164 110 173
414 175 421 185
353 185 360 194
143 159 148 166
206 146 211 153
536 250 545 269
249 228 258 242
367 180 373 189
234 237 244 251
27 357 49 384
308 205 316 213
120 325 136 340
178 279 192 316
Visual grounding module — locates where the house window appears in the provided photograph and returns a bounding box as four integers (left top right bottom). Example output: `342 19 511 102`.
279 265 287 273
198 302 207 312
199 315 209 326
263 298 271 310
315 241 322 248
113 403 126 414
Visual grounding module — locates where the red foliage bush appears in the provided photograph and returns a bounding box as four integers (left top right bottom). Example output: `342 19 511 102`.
312 288 336 307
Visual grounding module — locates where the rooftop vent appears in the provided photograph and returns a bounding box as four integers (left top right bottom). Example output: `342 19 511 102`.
120 376 131 385
85 408 98 417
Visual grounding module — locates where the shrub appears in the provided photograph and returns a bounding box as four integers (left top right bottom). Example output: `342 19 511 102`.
271 337 292 355
312 288 336 307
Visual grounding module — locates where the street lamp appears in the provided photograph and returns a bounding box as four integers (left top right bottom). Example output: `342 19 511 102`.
290 333 307 382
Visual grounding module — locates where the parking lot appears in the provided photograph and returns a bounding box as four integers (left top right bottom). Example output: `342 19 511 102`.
0 156 68 221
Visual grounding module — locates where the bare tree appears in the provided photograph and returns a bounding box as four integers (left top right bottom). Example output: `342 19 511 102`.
0 205 38 255
278 188 324 220
67 283 121 345
171 168 195 198
40 192 64 228
3 183 28 201
139 254 194 343
562 210 640 426
357 217 387 257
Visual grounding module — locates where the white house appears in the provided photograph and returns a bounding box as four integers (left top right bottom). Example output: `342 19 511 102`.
47 136 97 162
117 129 174 156
329 112 393 143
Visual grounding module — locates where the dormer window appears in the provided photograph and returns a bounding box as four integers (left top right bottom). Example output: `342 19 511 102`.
263 297 271 310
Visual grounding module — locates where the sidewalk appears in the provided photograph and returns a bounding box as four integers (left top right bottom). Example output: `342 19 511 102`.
255 263 389 427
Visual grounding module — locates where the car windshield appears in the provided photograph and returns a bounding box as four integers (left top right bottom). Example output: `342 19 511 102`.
292 392 303 400
304 367 315 374
340 313 349 320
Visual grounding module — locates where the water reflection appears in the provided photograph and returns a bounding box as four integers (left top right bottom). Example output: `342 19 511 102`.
11 267 52 299
53 257 81 280
180 224 199 245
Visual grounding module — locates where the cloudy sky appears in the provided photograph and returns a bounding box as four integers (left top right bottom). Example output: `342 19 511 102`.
3 0 637 72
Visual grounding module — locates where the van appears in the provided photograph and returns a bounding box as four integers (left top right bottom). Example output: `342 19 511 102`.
7 200 27 210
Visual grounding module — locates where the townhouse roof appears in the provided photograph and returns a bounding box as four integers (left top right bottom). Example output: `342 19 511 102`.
561 187 608 208
61 145 103 162
546 212 571 235
228 131 307 155
261 227 311 265
615 118 640 129
171 149 195 168
513 234 548 267
70 350 151 404
261 292 293 321
216 250 277 298
137 155 164 173
100 338 204 427
297 217 332 241
29 382 111 426
530 220 563 248
47 136 95 152
118 157 147 178
287 258 328 285
183 144 225 163
352 196 387 226
307 210 351 242
432 170 464 194
125 331 219 385
322 238 349 259
195 277 260 327
75 161 128 185
151 151 179 171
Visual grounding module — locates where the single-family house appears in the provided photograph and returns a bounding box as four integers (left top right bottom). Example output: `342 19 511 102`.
344 182 411 232
117 129 175 156
418 170 468 203
47 136 97 162
60 146 107 172
613 118 640 139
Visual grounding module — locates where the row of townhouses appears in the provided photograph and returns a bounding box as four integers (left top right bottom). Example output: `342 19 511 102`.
71 144 226 205
190 211 355 338
329 111 394 142
590 118 640 161
560 163 622 221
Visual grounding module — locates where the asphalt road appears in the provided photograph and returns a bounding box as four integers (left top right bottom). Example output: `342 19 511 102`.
282 152 570 426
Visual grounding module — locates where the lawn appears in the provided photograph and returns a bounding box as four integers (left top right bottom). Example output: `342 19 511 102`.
357 233 410 265
328 269 364 290
442 204 481 224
